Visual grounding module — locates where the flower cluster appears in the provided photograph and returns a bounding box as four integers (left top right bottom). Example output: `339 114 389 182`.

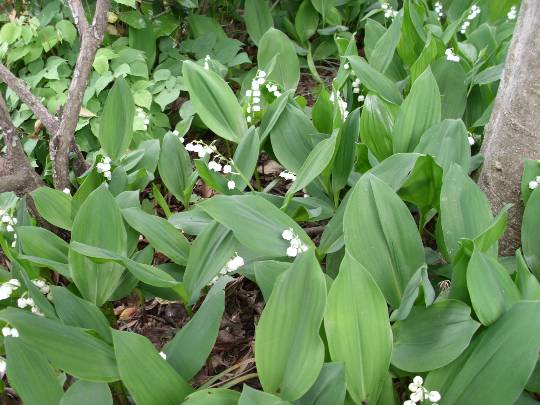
17 296 43 316
96 156 112 181
468 134 476 146
330 91 349 119
185 140 215 158
381 2 399 19
203 54 211 70
445 48 460 62
33 278 51 297
282 228 309 257
279 170 297 182
0 278 20 300
245 70 267 124
186 140 237 190
265 82 281 98
434 2 444 19
404 376 441 405
159 352 167 360
171 129 184 143
0 357 5 375
2 326 19 338
1 209 17 247
210 254 245 285
136 107 150 131
528 176 540 190
507 5 517 21
460 4 480 34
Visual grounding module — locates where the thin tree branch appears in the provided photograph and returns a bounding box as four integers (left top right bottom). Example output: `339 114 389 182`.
67 0 89 36
49 0 111 189
0 64 59 134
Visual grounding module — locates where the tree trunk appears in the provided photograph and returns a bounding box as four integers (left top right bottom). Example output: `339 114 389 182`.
477 0 540 255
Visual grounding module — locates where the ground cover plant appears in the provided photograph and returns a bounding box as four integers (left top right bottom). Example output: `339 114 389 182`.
0 0 539 404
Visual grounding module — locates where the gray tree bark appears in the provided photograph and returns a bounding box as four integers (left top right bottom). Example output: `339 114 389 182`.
478 0 540 255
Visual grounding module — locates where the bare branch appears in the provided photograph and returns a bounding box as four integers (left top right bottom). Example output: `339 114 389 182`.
67 0 89 36
0 63 59 134
49 0 111 189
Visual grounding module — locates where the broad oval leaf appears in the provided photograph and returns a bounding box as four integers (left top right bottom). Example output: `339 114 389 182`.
158 132 193 206
414 119 471 173
466 248 520 326
183 60 247 143
439 164 495 261
360 94 396 161
244 0 273 45
122 207 190 265
30 187 72 230
392 67 441 153
522 187 540 280
258 28 300 90
112 330 192 405
60 381 113 405
348 56 402 105
239 385 290 405
0 308 119 381
295 362 346 405
183 389 240 405
392 300 480 372
426 301 540 405
5 338 64 405
255 251 326 401
69 185 127 306
344 174 425 308
199 194 313 258
325 253 393 404
99 77 135 160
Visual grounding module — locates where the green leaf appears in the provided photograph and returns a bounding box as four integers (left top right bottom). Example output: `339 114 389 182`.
17 226 69 276
269 103 317 172
69 186 127 306
69 242 179 288
0 22 21 44
5 338 64 405
122 208 190 265
392 67 441 153
239 385 290 405
254 260 289 302
414 119 471 173
515 249 540 300
256 252 326 401
466 249 520 326
295 363 346 405
392 300 480 372
348 56 402 105
325 253 392 404
60 381 113 405
369 14 403 73
158 132 193 205
285 133 337 201
52 286 112 343
99 77 135 160
331 108 360 195
359 95 396 161
244 0 273 45
199 195 312 258
426 301 540 405
258 28 300 90
432 57 468 120
522 187 540 280
312 89 333 134
30 187 72 230
183 60 247 143
231 127 259 190
129 22 156 69
163 278 227 379
439 164 495 261
389 265 435 322
112 330 192 405
56 20 77 44
344 174 425 307
396 0 424 67
0 308 119 381
295 0 319 43
183 222 235 302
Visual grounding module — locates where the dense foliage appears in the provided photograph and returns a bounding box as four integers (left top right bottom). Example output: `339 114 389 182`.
1 0 539 404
